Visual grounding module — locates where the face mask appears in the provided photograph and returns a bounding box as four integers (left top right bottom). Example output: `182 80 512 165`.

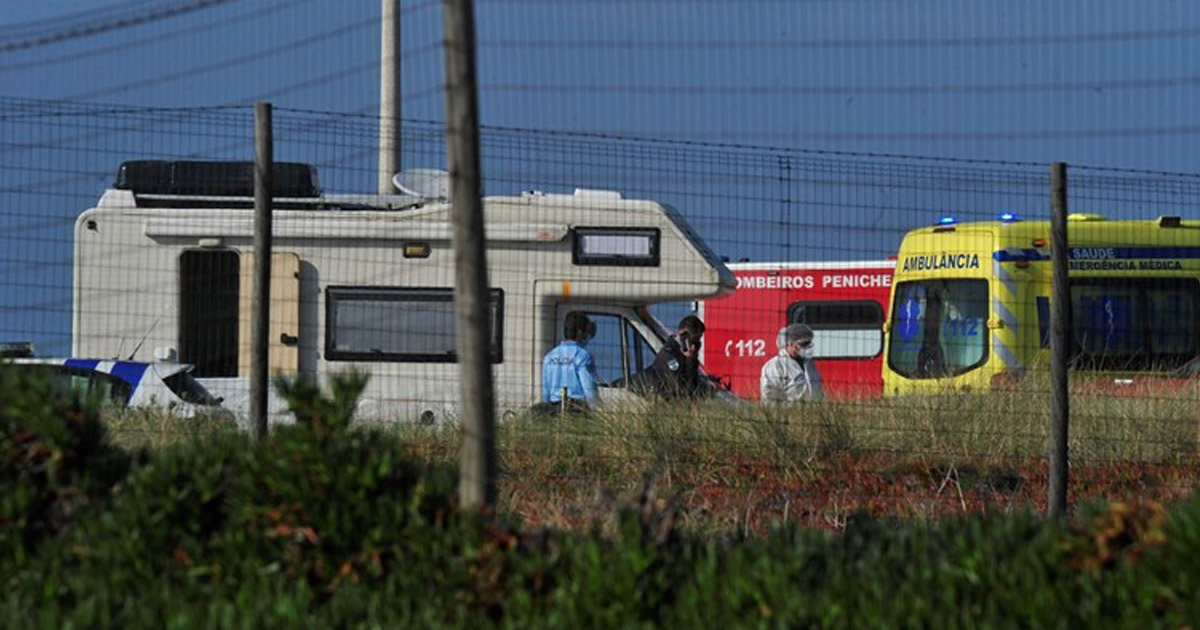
798 345 814 360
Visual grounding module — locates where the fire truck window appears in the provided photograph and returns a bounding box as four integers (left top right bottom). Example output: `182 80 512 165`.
787 300 884 360
325 287 503 363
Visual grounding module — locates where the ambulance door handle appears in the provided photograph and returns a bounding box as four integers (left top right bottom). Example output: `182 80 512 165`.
280 333 299 346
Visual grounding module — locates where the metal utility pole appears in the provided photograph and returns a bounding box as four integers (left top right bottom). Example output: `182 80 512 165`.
1049 162 1071 517
443 0 496 511
378 0 401 193
251 102 274 441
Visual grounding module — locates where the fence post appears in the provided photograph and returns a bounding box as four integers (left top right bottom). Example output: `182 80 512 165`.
443 0 497 511
1048 162 1070 517
251 102 273 442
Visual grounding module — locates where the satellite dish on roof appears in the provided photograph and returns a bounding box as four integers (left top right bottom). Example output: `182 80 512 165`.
392 168 450 200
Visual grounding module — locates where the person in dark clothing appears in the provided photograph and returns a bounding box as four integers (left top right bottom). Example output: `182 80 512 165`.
638 314 708 400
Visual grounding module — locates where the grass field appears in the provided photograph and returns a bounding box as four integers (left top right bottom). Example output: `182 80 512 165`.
100 380 1200 537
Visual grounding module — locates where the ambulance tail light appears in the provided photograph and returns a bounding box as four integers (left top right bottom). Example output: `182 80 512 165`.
1032 239 1046 247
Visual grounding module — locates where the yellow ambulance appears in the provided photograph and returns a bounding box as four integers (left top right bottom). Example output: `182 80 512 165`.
882 213 1200 395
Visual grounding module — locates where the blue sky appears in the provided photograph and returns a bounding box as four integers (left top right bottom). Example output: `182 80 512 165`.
3 0 1200 353
5 0 1200 169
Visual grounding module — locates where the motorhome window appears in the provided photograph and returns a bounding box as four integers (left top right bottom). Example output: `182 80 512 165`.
887 280 989 379
1070 278 1199 371
179 250 240 377
788 300 884 360
573 227 660 267
325 287 503 363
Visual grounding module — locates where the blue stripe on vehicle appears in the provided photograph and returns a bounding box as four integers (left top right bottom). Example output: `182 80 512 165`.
993 249 1049 263
994 246 1200 263
992 333 1021 368
993 258 1017 296
993 297 1018 336
64 358 100 371
109 362 148 389
1076 246 1200 259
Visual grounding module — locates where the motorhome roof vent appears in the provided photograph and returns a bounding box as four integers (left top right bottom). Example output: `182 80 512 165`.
115 160 321 198
573 188 622 200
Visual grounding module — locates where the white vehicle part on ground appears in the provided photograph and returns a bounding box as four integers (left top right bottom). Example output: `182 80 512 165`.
7 357 231 419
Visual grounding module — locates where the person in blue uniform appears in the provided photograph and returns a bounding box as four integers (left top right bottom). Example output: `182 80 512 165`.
541 311 600 410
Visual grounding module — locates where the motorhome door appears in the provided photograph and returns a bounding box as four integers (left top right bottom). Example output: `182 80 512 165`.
237 251 300 377
554 304 664 403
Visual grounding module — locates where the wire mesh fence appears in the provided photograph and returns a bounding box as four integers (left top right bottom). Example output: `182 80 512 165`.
3 97 1199 527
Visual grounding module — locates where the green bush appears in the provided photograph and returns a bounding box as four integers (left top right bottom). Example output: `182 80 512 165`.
4 366 1200 628
0 364 133 573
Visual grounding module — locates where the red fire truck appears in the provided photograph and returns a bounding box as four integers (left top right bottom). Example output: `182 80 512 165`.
699 260 895 400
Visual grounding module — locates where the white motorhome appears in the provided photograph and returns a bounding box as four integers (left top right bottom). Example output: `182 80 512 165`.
72 161 735 422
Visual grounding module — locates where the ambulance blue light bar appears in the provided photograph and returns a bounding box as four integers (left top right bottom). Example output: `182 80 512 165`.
937 216 956 225
999 212 1018 223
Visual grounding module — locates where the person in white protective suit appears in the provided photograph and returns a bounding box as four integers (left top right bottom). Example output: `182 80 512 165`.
759 323 824 403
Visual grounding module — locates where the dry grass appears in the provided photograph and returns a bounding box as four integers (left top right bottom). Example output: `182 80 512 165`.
100 406 238 451
97 383 1200 534
389 383 1200 533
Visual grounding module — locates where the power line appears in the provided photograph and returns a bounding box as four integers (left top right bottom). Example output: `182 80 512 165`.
0 0 236 53
0 0 314 73
232 41 441 105
498 124 1200 144
62 13 377 101
483 25 1200 51
8 96 1200 165
482 74 1200 97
